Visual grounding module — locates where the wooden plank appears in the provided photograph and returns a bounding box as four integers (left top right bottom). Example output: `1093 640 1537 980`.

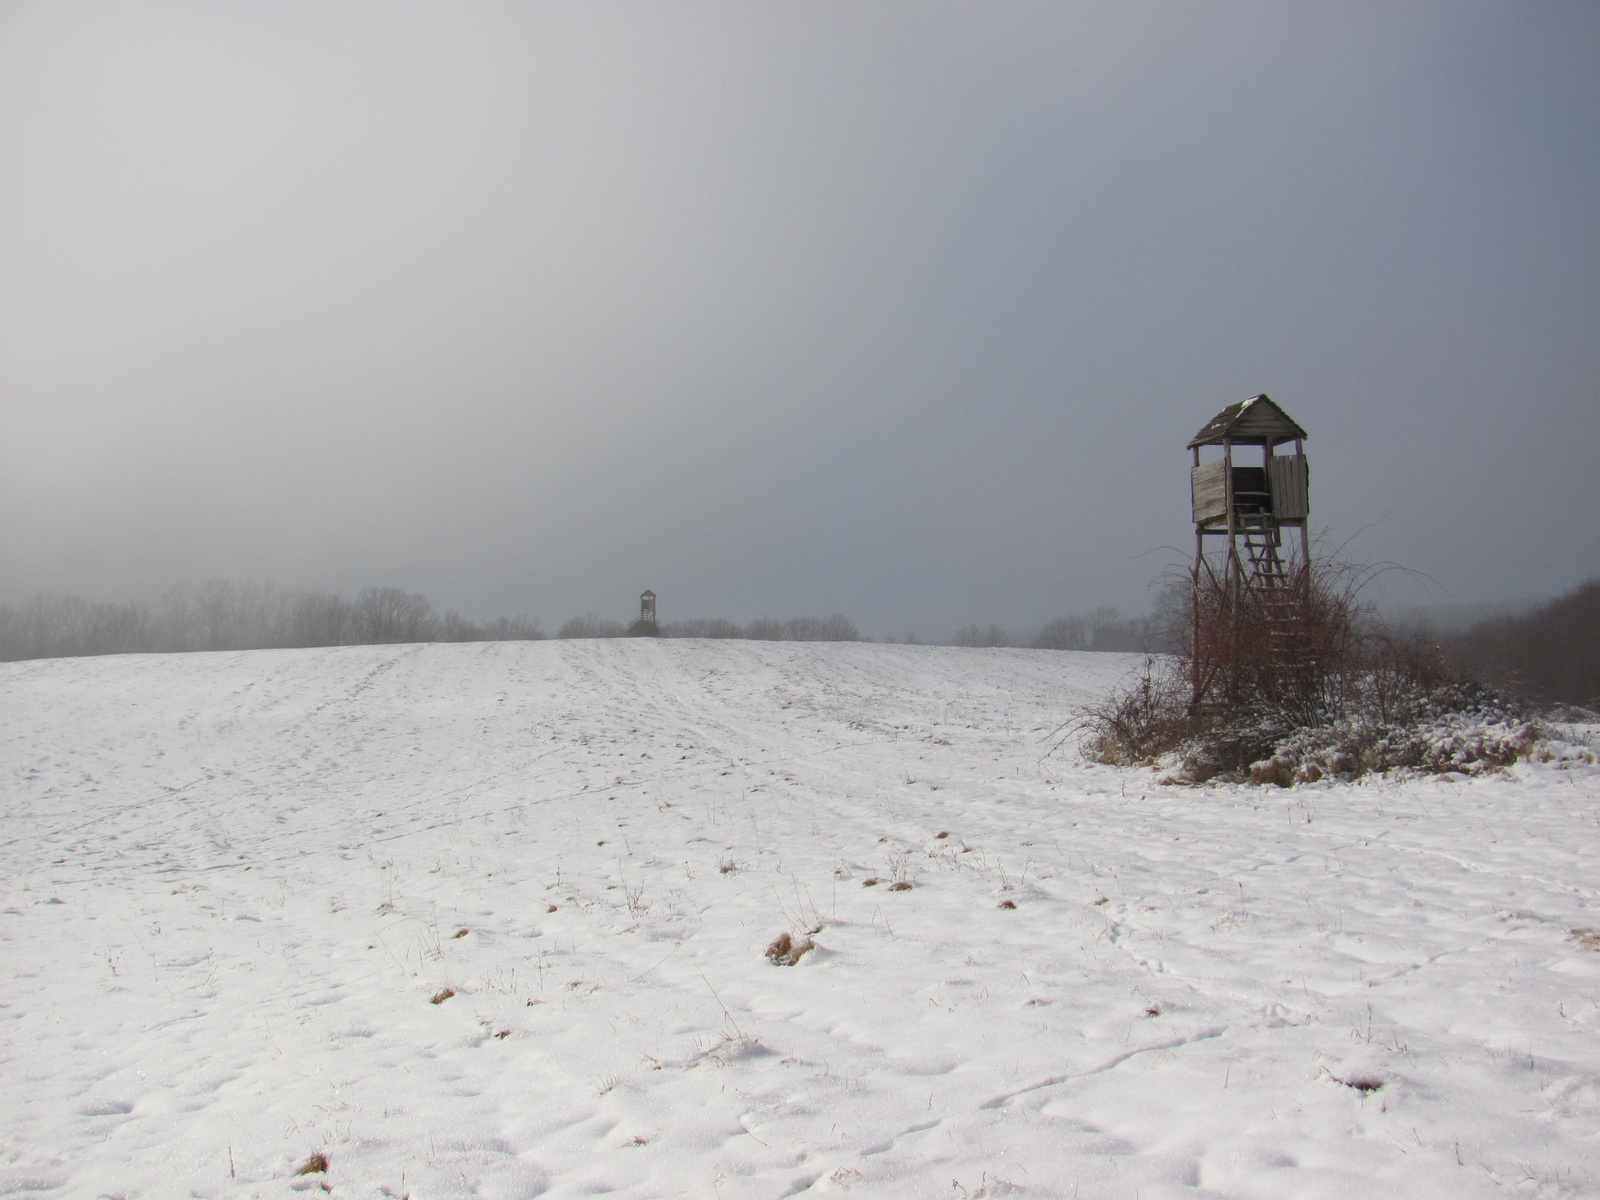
1191 460 1228 524
1268 454 1310 519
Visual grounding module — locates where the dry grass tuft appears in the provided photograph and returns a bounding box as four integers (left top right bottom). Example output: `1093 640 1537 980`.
888 881 914 892
546 903 558 912
997 899 1016 909
1335 1074 1385 1093
453 928 469 939
764 932 816 965
934 831 950 839
429 988 455 1004
296 1152 329 1175
1572 929 1600 952
861 877 881 887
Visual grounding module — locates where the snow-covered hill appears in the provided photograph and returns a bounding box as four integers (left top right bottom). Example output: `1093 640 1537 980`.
3 639 1598 1198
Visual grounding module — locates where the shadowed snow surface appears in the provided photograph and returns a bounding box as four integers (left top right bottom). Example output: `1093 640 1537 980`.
3 640 1599 1198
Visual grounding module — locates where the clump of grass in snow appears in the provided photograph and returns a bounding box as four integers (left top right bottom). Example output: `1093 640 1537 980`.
888 881 914 892
862 878 881 887
452 928 469 939
429 988 454 1004
296 1152 329 1175
764 932 815 965
997 899 1016 909
1335 1074 1384 1093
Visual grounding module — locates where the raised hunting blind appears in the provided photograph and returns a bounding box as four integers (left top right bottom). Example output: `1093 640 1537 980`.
1190 394 1310 593
639 590 657 626
1187 394 1313 714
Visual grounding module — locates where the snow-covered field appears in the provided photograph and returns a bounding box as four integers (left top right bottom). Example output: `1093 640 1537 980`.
4 639 1600 1199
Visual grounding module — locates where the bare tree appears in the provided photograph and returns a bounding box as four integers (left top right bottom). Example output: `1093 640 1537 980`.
558 613 624 639
354 587 439 644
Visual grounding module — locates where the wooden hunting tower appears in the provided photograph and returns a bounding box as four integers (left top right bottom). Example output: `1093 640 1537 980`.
639 590 657 625
1189 394 1310 592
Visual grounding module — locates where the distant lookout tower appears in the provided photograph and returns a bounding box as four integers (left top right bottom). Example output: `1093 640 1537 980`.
629 589 659 637
1189 394 1310 595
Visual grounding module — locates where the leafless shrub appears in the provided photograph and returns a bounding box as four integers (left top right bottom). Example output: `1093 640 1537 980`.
1032 607 1166 652
661 617 746 639
443 611 544 642
764 932 815 965
954 623 1015 648
1080 656 1193 766
653 614 861 642
558 613 625 639
785 614 860 642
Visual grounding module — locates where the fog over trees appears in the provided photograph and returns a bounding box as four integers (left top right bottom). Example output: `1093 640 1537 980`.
0 582 544 661
955 607 1165 653
9 578 1593 714
0 582 1178 661
1442 578 1600 711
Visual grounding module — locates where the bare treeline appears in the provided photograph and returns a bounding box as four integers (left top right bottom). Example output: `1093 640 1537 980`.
0 584 869 661
558 613 862 642
954 607 1168 652
1443 578 1600 710
0 582 545 662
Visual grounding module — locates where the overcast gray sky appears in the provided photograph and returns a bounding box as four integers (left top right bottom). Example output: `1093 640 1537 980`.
2 1 1596 637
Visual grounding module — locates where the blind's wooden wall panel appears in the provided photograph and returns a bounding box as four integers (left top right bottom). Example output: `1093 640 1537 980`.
1192 461 1228 524
1268 454 1309 520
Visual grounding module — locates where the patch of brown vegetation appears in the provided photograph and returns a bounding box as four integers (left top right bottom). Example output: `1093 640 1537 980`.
764 932 816 965
1335 1074 1384 1093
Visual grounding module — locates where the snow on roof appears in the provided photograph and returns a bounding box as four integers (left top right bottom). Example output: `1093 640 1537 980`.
1188 393 1308 448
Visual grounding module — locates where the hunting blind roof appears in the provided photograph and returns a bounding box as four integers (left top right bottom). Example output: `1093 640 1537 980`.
1188 394 1307 449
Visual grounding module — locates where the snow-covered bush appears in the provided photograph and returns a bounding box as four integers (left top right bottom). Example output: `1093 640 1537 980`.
1081 560 1542 784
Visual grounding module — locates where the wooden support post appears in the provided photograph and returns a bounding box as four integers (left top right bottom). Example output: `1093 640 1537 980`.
1223 438 1238 596
1294 437 1309 565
